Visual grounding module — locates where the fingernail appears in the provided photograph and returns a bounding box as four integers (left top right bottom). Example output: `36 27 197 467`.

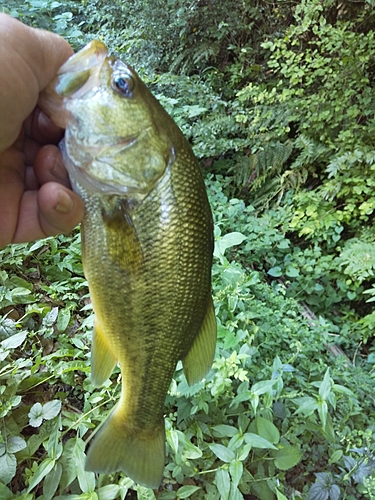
51 153 69 182
55 190 73 214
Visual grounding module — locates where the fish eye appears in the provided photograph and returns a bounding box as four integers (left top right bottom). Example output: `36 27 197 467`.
112 74 134 97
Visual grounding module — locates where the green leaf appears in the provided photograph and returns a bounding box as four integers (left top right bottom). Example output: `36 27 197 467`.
0 481 13 500
7 436 26 454
136 486 156 500
97 484 120 500
276 489 288 500
75 443 95 494
43 307 59 327
215 469 230 500
9 287 31 297
209 443 235 462
166 429 179 454
329 450 343 464
255 416 280 444
42 400 62 420
43 462 62 500
214 232 247 258
319 369 332 400
268 266 282 277
273 445 302 470
229 460 243 490
317 399 328 429
251 379 277 396
308 482 330 500
244 433 277 450
57 308 71 333
59 438 78 491
237 443 252 461
177 485 201 498
28 402 44 427
27 458 55 492
1 330 27 349
285 266 299 277
179 434 202 459
212 424 238 437
0 452 16 484
293 397 318 416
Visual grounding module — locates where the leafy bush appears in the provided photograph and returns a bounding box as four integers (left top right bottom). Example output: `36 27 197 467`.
0 180 374 499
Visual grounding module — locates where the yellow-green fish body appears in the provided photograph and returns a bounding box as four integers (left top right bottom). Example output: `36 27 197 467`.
39 41 216 488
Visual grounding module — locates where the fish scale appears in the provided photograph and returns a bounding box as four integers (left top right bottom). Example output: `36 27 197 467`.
38 40 216 489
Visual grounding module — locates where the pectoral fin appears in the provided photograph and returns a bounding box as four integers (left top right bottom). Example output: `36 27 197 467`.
91 321 118 387
182 296 217 385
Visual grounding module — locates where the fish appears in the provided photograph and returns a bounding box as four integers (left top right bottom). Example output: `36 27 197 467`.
38 40 216 489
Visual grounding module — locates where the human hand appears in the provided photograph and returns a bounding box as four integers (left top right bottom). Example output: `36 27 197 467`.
0 13 85 248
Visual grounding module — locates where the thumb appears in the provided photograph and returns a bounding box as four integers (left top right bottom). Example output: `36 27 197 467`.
0 14 73 152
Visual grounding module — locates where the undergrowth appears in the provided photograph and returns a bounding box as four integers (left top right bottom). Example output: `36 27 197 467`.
0 0 374 498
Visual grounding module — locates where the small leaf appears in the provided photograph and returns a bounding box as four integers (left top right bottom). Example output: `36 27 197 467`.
1 330 27 349
97 484 120 500
244 433 277 450
215 469 230 500
209 443 235 462
7 436 26 454
317 400 328 429
29 402 44 427
268 266 282 277
212 424 238 437
229 460 243 490
42 400 62 420
214 232 247 258
177 485 201 498
74 439 95 493
57 308 71 333
276 489 288 500
237 443 252 461
59 438 78 491
255 416 280 444
329 450 343 464
251 379 277 396
0 452 16 484
27 458 55 492
43 307 59 327
166 429 179 454
293 397 318 415
308 482 329 500
273 445 302 470
136 486 156 500
43 462 62 500
319 369 332 400
285 266 299 277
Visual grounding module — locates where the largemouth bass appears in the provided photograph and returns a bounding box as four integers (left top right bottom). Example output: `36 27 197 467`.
38 41 216 488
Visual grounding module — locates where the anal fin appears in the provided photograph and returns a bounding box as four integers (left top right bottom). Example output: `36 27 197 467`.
182 295 217 385
91 321 118 387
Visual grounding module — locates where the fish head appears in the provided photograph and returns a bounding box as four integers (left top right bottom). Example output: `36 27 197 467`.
39 40 175 199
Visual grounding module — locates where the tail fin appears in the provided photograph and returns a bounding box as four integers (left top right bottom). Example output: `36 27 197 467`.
85 406 165 489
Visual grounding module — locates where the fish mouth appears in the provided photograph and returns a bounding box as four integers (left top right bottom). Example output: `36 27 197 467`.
55 41 108 99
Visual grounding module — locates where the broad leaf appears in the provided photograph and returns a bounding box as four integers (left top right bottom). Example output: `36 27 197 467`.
209 443 235 462
273 445 302 470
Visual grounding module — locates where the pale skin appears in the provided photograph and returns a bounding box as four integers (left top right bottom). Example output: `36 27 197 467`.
0 13 85 248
